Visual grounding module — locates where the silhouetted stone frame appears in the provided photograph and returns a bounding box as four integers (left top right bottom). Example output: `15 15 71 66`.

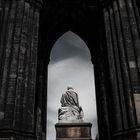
34 0 140 139
37 8 112 140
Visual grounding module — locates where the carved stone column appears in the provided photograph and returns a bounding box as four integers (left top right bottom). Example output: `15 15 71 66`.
0 0 42 139
35 58 48 140
103 0 140 139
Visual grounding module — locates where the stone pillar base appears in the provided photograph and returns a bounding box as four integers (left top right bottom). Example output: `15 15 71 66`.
55 123 92 140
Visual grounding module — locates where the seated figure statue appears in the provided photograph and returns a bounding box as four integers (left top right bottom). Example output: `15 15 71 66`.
58 86 84 123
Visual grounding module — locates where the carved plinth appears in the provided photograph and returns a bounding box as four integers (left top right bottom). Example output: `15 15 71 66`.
55 123 92 140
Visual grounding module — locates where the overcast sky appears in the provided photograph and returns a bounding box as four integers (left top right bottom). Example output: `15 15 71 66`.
47 31 98 140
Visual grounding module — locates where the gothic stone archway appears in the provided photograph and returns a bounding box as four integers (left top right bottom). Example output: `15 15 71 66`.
37 0 140 140
0 0 140 140
37 1 112 140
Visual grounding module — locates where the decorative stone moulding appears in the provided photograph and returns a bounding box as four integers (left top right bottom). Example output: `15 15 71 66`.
55 123 92 140
25 0 43 8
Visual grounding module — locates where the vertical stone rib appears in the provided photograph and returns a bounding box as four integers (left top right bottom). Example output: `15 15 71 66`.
125 0 140 124
109 6 125 131
131 0 140 125
0 0 4 37
117 0 136 127
0 1 10 87
36 61 44 140
4 0 25 128
104 8 122 132
112 1 130 130
26 7 39 132
0 0 17 128
125 0 140 82
132 0 140 35
20 4 40 132
94 44 111 139
21 5 35 132
0 2 10 123
4 0 25 129
0 0 4 72
13 1 30 130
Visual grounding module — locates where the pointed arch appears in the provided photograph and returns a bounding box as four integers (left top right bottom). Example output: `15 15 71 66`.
39 18 99 64
37 3 112 140
50 31 91 62
47 30 98 140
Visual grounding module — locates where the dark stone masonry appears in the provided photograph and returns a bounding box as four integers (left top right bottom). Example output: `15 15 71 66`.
0 0 140 140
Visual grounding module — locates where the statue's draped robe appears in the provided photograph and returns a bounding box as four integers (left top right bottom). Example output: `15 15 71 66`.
58 89 84 123
60 90 79 107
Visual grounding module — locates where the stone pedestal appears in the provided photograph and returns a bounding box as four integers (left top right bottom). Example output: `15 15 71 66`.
55 123 92 140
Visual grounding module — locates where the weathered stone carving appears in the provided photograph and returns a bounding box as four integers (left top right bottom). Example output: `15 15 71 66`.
58 86 84 123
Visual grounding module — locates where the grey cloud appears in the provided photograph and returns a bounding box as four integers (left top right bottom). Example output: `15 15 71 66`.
50 31 91 62
47 31 98 140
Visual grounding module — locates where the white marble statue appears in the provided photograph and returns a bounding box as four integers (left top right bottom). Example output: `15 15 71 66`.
58 86 84 123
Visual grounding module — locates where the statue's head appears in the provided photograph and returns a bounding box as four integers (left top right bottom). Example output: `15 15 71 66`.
67 86 73 90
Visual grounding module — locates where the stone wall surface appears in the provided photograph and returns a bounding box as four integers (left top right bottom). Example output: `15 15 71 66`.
0 0 140 140
103 0 140 139
0 0 41 139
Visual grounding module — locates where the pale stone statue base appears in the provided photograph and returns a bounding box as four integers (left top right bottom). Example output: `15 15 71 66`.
55 123 92 140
